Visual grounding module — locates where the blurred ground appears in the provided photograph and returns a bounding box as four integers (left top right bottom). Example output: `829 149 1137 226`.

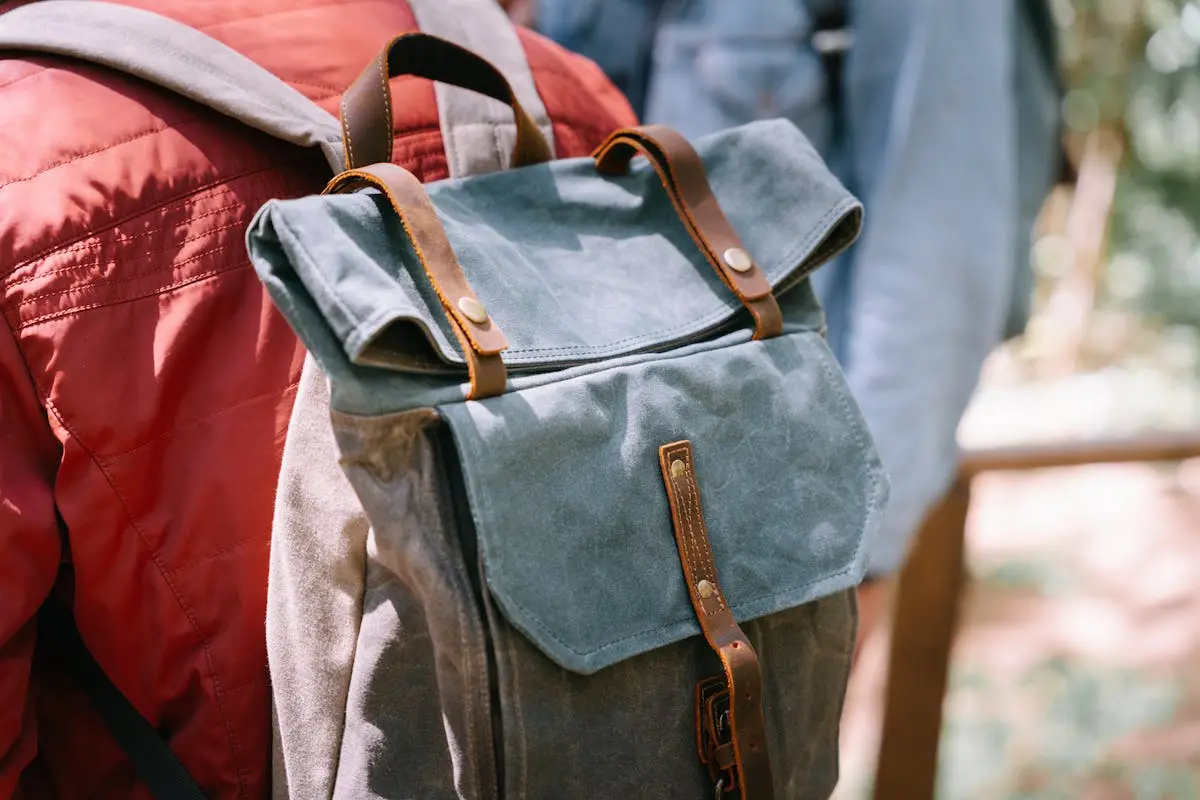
834 355 1200 799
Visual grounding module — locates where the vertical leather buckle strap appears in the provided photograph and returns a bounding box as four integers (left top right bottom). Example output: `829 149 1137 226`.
594 126 784 341
324 163 508 399
658 441 776 800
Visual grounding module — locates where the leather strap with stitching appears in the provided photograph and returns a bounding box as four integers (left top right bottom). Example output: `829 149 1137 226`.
340 33 553 171
324 164 508 399
594 126 784 341
659 441 775 800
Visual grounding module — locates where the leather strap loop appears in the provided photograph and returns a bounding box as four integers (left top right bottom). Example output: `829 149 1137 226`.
594 126 784 341
659 441 775 800
324 164 508 400
340 33 553 171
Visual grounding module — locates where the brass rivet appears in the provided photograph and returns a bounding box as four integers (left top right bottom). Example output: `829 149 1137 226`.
670 459 686 478
457 296 489 325
697 579 715 599
723 246 753 273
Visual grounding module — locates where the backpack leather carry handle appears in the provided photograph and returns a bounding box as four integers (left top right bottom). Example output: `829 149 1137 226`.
594 126 785 341
340 33 554 170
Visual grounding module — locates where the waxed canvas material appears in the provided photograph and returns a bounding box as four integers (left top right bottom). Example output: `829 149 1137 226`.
321 402 860 797
252 117 887 797
249 119 858 381
438 328 881 673
248 118 884 675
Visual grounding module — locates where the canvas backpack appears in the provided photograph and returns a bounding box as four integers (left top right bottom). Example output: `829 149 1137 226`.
4 2 889 798
254 14 887 800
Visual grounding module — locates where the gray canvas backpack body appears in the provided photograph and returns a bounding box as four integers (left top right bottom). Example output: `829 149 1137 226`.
3 3 887 798
255 18 887 800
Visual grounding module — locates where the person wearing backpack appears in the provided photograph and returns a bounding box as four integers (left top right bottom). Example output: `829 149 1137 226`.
0 1 636 797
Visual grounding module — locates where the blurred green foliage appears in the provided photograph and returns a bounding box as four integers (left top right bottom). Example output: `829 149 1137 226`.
1053 0 1200 338
936 659 1192 799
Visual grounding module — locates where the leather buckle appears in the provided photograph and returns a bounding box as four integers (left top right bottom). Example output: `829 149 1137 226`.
696 676 738 795
663 442 775 799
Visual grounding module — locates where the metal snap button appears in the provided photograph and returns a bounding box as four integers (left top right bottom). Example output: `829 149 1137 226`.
697 579 716 599
723 247 753 273
670 459 687 478
457 296 489 324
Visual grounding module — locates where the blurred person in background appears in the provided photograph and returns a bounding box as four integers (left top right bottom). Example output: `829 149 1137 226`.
531 0 1065 648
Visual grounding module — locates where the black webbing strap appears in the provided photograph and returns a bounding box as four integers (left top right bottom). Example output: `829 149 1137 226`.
811 7 849 114
38 599 207 800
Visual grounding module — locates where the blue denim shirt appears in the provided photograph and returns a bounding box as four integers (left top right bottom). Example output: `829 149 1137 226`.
538 0 1061 574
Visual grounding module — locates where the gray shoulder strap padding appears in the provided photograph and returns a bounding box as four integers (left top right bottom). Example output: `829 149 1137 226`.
0 0 345 173
408 0 555 177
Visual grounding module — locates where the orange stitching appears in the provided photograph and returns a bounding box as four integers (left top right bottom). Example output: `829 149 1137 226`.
323 166 511 396
0 65 49 92
671 447 701 579
0 122 171 189
14 262 247 330
684 454 725 611
662 446 700 595
652 132 772 298
4 163 304 276
677 453 707 603
674 478 700 599
307 88 344 104
16 197 241 262
332 170 492 353
103 377 302 460
600 131 781 340
606 135 735 297
283 78 345 94
11 242 232 309
668 445 714 615
748 298 771 341
165 534 263 574
340 93 355 169
4 217 247 291
448 316 481 399
381 184 464 335
672 445 726 613
380 48 393 165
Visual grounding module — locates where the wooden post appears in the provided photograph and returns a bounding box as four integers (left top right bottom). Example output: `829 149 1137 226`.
872 475 971 800
869 431 1200 799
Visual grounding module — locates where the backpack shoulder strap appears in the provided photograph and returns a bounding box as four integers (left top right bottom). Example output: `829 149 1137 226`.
0 0 345 173
407 0 555 176
38 598 206 800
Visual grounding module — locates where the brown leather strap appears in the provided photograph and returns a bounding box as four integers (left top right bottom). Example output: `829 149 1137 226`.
658 441 775 800
594 126 784 341
714 743 737 771
324 164 508 399
340 33 553 170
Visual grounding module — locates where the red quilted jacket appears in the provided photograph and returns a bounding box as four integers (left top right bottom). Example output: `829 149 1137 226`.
0 2 635 796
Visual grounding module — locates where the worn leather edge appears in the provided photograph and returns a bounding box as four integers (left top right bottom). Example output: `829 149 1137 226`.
340 33 552 170
324 164 509 399
595 126 784 341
